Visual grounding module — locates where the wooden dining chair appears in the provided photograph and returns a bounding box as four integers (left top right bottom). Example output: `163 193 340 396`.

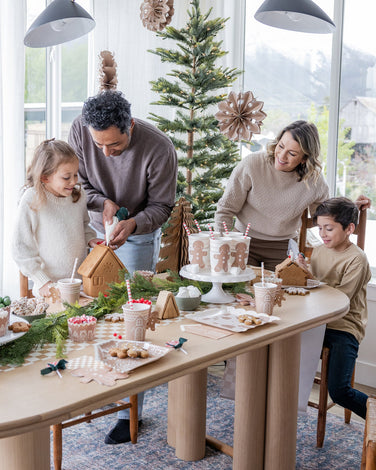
18 272 139 470
361 396 376 470
299 206 367 448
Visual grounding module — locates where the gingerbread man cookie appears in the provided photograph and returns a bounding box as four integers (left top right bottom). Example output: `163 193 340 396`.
190 240 208 269
214 244 231 272
231 241 248 270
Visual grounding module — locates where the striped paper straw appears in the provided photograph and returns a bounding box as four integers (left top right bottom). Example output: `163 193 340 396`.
244 223 251 238
126 279 133 308
207 224 215 240
194 219 201 232
183 222 191 236
222 221 229 235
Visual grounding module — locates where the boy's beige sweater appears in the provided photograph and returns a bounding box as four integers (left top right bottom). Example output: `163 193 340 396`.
214 152 329 240
311 243 371 342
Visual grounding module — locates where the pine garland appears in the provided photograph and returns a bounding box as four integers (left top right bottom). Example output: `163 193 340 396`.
0 272 249 366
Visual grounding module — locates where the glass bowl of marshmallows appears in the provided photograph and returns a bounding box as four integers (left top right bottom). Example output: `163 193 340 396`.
175 286 201 311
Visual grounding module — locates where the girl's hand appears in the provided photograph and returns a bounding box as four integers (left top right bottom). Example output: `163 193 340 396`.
89 238 105 248
39 281 53 298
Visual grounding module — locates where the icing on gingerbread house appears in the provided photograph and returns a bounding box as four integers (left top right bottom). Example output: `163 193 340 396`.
275 257 313 286
78 245 125 297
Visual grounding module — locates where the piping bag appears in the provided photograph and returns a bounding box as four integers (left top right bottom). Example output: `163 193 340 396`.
105 207 129 246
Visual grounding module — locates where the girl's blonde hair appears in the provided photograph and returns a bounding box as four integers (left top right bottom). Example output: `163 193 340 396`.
25 139 81 208
266 120 322 184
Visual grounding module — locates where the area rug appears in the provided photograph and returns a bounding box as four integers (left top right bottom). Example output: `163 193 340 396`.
54 374 364 470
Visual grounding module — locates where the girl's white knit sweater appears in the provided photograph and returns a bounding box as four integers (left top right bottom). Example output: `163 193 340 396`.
12 187 96 293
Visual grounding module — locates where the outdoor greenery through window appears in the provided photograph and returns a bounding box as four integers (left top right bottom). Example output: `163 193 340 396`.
25 0 89 167
244 0 376 278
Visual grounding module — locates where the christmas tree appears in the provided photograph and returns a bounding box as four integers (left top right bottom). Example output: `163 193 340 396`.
149 0 241 224
156 197 196 273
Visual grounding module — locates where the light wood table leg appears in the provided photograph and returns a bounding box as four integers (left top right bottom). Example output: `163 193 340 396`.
172 368 207 461
167 379 178 448
233 347 268 470
264 334 301 470
0 426 50 470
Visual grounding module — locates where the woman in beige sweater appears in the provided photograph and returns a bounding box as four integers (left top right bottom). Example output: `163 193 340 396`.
215 120 329 270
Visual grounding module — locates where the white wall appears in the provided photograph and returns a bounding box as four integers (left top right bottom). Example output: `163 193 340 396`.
356 285 376 387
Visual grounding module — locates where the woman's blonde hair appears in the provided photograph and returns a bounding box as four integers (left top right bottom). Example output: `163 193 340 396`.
25 139 81 208
266 120 322 183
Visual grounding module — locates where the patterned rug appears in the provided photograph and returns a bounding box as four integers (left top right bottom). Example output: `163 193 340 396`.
54 374 364 470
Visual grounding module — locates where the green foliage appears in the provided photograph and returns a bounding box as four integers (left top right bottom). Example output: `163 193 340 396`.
0 271 249 366
148 0 241 224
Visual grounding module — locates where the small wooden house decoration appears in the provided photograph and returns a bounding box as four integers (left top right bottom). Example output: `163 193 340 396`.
275 257 313 286
78 245 125 297
154 290 180 319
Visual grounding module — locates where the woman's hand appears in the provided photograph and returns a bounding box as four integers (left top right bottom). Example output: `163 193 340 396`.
355 195 371 211
296 253 309 271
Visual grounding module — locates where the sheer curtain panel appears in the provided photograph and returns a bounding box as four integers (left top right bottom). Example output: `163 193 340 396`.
0 1 26 298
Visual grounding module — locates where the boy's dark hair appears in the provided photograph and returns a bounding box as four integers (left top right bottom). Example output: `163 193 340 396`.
313 197 359 229
82 91 132 135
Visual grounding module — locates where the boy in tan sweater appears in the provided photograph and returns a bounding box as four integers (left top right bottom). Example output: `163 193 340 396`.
298 197 371 418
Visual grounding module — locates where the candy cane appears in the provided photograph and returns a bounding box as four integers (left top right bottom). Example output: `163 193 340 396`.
194 219 201 232
182 222 191 236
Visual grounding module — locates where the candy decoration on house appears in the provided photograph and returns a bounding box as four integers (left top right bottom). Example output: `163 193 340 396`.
215 91 267 142
98 50 118 92
140 0 174 32
156 197 196 273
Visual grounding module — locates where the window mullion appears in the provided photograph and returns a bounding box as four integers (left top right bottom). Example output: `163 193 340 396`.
327 0 345 197
46 45 61 139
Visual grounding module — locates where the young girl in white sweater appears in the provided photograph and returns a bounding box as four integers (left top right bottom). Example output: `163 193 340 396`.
12 139 101 297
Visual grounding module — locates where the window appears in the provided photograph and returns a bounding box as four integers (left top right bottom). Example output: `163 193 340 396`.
25 0 90 167
244 0 376 279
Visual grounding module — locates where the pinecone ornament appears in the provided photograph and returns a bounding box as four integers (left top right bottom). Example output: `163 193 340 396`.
215 91 267 141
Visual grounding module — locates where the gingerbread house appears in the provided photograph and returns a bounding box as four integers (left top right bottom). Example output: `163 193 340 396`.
275 258 313 286
154 290 180 319
78 245 125 297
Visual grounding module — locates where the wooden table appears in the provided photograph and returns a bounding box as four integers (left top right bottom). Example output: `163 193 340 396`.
0 286 349 470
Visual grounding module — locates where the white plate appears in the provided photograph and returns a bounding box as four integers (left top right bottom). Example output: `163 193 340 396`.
0 314 30 346
185 307 280 333
282 280 325 289
95 340 171 373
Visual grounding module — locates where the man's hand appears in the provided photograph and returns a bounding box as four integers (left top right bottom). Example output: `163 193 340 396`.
355 195 371 211
103 199 120 226
109 218 137 249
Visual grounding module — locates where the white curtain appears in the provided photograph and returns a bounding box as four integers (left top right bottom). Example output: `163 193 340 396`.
0 1 26 299
91 0 246 120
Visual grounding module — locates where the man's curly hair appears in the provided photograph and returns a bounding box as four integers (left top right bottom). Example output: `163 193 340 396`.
82 91 132 135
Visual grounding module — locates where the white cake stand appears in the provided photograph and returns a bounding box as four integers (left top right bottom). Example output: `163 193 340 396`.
179 265 256 304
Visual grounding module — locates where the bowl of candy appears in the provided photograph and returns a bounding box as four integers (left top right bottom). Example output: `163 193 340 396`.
174 286 201 311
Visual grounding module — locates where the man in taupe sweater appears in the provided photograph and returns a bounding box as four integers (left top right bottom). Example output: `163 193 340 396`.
68 90 177 445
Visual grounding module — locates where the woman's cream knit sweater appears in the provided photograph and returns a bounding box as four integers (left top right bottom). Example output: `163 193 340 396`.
215 152 329 240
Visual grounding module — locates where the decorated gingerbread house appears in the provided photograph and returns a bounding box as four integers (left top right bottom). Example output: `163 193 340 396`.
78 245 125 297
275 258 313 286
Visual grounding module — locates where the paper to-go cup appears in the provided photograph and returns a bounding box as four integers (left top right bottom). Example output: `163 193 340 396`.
57 278 82 304
188 233 210 271
254 282 278 315
122 302 151 341
227 236 251 272
210 237 232 274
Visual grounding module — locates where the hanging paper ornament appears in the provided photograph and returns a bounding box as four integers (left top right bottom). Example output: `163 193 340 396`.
215 91 267 142
140 0 174 32
98 50 118 92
